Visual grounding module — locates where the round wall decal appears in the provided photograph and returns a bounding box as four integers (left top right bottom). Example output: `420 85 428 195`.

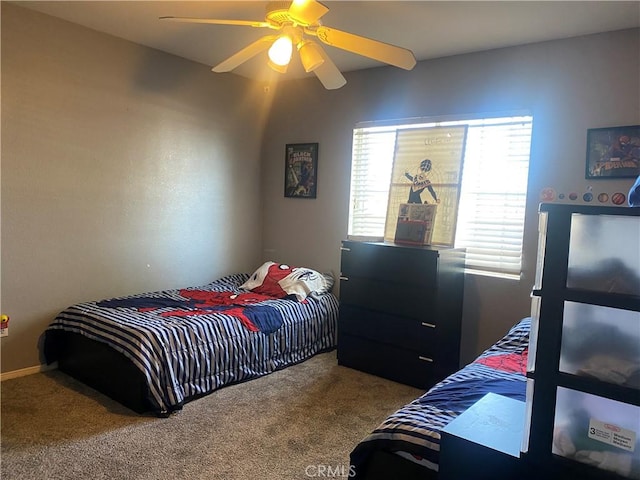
540 187 556 202
611 192 626 205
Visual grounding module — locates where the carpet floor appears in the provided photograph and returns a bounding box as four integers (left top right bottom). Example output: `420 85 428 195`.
1 350 423 479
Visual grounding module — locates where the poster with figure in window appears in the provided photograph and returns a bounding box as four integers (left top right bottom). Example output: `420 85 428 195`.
384 126 468 245
285 143 318 198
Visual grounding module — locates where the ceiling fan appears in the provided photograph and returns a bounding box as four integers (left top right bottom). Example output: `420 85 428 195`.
160 0 417 90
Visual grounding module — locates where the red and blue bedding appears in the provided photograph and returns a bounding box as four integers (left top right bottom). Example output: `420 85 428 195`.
44 273 339 415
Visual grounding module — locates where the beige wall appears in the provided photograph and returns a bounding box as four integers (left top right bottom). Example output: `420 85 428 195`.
1 4 270 372
261 28 640 364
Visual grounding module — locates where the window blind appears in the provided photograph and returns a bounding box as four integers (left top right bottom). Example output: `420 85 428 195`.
348 115 533 278
348 128 396 238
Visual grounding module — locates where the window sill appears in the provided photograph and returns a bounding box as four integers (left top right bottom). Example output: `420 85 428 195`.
463 268 522 281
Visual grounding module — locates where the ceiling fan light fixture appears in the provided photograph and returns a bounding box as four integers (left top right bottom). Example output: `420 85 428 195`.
267 59 289 74
298 40 324 72
268 35 293 66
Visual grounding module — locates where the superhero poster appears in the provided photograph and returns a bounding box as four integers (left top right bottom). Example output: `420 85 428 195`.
384 125 467 246
284 143 318 198
586 125 640 179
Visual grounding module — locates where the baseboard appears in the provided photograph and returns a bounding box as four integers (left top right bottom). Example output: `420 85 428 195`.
1 362 57 381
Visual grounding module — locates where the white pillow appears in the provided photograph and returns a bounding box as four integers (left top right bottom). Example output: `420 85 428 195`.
240 262 331 301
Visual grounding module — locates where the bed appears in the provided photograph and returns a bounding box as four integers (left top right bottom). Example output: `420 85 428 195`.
349 316 530 479
43 262 339 416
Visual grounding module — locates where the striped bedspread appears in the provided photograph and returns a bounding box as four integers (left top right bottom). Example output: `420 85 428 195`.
45 274 339 414
350 317 530 476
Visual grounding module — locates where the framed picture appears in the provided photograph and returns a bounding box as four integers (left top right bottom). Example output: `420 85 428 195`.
284 143 318 198
384 125 468 246
585 125 640 179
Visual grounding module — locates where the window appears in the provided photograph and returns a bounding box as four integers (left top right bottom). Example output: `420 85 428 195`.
348 114 533 279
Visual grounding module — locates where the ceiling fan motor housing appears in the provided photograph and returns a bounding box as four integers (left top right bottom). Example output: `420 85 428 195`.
266 2 294 26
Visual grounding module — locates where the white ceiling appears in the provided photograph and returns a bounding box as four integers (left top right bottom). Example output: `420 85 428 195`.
14 1 640 82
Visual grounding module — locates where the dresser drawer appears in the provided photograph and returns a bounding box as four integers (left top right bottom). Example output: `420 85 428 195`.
338 334 438 390
338 304 438 353
341 241 438 287
340 276 435 319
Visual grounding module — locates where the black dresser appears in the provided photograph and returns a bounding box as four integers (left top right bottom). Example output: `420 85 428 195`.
337 240 465 389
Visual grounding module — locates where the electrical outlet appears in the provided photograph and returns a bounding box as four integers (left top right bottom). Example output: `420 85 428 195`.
0 327 7 338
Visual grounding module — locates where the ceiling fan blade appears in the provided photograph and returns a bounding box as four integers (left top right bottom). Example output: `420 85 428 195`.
287 0 329 25
159 16 270 28
212 35 278 72
314 26 416 70
312 46 347 90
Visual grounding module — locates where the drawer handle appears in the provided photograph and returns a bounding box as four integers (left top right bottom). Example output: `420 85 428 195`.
340 247 351 252
418 356 434 363
421 322 436 329
339 276 349 281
